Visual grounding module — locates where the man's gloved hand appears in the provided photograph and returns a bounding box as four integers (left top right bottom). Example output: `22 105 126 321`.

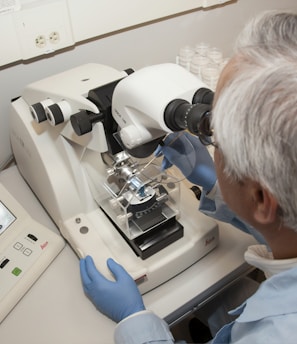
80 256 145 323
155 131 216 192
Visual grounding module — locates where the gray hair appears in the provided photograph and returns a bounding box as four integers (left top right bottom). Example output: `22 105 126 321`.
212 11 297 230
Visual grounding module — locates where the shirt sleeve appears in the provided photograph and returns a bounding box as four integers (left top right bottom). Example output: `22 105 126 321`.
199 183 267 245
114 310 185 344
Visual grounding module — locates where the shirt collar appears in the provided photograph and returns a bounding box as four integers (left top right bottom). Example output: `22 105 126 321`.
244 244 297 279
229 245 297 322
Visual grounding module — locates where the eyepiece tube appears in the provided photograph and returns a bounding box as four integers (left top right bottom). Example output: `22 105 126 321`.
164 99 211 136
164 99 189 131
192 87 214 105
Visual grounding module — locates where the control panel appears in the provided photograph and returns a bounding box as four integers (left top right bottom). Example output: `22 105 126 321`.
0 182 65 323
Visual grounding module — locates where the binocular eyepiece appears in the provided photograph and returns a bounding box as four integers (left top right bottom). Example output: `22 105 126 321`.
164 87 214 143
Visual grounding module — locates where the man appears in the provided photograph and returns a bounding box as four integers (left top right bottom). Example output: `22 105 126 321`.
80 11 297 343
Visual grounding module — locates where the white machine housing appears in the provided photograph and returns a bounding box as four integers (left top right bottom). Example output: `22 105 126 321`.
0 182 65 323
112 63 207 149
10 63 219 293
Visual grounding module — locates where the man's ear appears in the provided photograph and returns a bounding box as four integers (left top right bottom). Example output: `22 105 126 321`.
252 183 278 224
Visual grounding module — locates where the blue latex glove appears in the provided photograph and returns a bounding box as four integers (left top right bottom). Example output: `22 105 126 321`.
155 131 216 191
80 256 145 323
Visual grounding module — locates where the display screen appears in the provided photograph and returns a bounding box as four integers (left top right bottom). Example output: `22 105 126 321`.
0 201 16 235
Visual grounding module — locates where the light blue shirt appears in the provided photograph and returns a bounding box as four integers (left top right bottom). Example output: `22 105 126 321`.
114 186 296 343
115 266 297 343
212 265 297 343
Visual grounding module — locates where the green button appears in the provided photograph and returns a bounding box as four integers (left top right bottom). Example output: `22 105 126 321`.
12 267 22 276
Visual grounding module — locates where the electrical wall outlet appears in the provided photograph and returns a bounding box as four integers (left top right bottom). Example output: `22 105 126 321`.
35 35 46 48
49 31 60 44
13 0 74 60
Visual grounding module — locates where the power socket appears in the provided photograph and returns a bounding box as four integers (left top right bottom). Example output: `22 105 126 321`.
34 32 60 49
35 35 46 48
49 31 60 44
13 1 74 60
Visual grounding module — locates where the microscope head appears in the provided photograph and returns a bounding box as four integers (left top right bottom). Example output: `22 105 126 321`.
24 62 213 159
112 63 213 157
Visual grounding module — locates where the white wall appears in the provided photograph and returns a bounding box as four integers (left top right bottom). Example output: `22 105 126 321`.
1 0 296 165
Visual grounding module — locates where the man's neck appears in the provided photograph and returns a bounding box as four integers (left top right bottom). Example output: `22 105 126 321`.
264 224 297 259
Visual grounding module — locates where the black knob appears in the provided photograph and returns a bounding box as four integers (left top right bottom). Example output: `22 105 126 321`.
70 111 103 136
46 103 64 126
190 185 202 200
30 102 47 123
